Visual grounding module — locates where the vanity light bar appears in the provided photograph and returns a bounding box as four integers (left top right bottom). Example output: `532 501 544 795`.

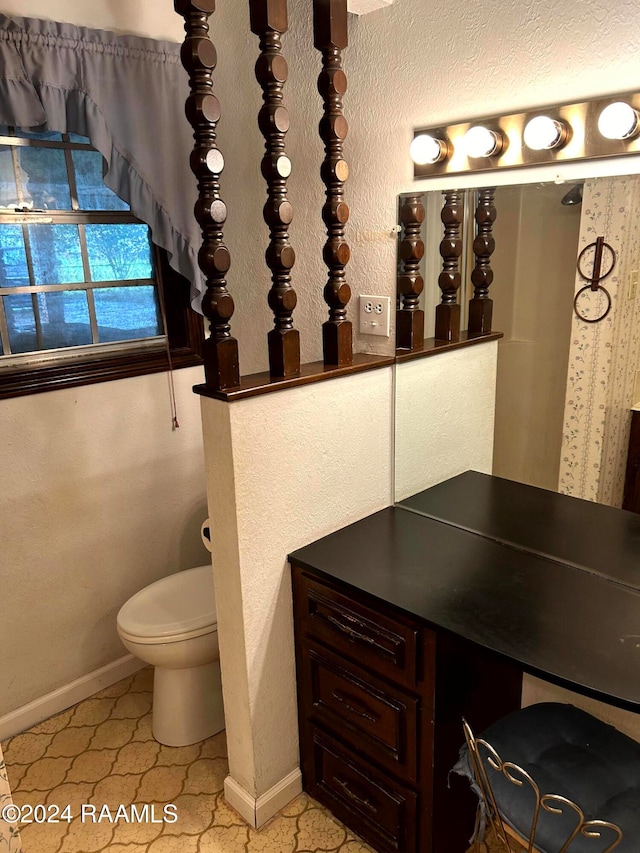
412 92 640 179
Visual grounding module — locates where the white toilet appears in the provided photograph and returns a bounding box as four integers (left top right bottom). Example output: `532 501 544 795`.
116 565 224 747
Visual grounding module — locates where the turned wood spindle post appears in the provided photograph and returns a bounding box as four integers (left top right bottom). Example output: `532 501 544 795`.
435 190 463 343
468 187 497 336
175 0 239 390
250 0 300 378
313 0 352 366
397 195 425 351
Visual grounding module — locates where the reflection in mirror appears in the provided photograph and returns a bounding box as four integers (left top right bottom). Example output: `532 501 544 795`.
491 181 581 494
396 175 640 508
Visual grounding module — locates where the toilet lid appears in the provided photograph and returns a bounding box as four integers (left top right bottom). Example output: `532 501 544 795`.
117 565 217 640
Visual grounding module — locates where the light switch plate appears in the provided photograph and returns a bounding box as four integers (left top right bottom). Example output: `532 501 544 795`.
359 295 391 337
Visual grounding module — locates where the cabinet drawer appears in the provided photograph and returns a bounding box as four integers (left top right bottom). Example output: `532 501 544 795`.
306 727 417 853
295 570 419 688
302 642 419 783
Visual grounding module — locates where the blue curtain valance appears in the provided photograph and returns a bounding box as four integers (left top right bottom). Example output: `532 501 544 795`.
0 14 205 311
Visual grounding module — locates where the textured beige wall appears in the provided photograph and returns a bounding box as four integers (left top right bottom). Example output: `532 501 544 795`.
395 342 498 501
0 370 210 717
202 368 394 799
0 0 184 39
0 0 207 719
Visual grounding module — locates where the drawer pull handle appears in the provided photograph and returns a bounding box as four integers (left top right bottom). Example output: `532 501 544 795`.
335 777 378 814
326 613 376 646
331 690 378 723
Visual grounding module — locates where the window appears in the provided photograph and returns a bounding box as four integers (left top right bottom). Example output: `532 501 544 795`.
0 128 203 398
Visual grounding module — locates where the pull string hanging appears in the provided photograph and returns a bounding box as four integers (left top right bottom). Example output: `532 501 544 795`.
157 277 180 430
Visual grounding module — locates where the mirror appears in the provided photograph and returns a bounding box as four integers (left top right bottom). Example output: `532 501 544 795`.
395 174 640 507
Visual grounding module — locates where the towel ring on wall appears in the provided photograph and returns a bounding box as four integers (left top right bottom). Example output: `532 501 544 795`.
574 237 616 324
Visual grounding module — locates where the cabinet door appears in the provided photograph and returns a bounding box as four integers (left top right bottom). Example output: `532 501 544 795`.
294 569 422 689
301 641 422 783
307 726 418 853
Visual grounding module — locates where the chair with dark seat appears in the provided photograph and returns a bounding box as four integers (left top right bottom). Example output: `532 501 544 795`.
453 703 640 852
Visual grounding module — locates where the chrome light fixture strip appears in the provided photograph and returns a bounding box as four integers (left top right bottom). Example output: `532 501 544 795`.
413 91 640 179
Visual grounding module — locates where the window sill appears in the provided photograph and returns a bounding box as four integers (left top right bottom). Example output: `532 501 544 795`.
0 248 204 400
0 344 203 400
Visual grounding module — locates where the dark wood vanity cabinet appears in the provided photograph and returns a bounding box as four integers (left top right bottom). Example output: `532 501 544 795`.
291 476 640 850
291 563 522 853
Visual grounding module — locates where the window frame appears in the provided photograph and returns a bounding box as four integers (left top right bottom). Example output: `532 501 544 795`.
0 131 204 399
0 247 204 399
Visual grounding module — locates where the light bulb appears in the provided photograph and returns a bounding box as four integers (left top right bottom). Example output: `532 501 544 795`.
523 116 567 150
598 102 640 140
462 126 502 158
410 134 447 165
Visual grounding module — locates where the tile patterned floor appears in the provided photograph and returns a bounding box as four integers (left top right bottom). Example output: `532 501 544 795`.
2 668 512 853
2 668 375 853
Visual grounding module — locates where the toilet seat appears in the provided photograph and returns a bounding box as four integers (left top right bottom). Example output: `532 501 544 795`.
117 565 217 645
117 622 216 645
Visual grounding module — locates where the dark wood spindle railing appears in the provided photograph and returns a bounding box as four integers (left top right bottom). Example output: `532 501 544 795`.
250 0 300 378
435 190 462 343
468 187 497 336
175 0 239 390
397 195 425 351
313 0 352 367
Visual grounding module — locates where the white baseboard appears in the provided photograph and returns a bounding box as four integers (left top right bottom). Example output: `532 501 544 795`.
0 655 145 741
224 768 302 829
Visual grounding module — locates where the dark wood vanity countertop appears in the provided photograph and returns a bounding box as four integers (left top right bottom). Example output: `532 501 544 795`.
399 471 640 590
289 504 640 712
